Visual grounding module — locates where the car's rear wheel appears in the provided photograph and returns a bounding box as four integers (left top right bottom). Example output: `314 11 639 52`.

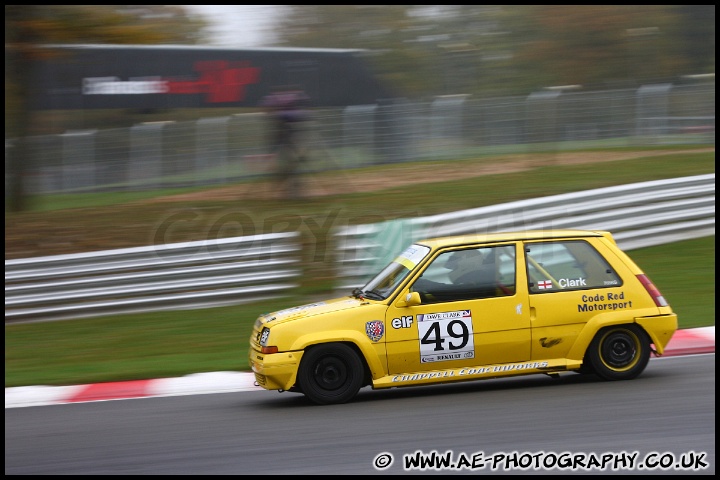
298 343 364 405
587 325 650 380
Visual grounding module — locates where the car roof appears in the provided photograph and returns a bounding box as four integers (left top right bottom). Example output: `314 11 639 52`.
416 229 611 249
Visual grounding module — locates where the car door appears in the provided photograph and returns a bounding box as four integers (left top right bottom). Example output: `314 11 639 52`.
384 242 531 375
523 238 627 361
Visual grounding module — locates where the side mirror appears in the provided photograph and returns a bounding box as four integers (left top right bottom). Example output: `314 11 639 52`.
396 291 421 308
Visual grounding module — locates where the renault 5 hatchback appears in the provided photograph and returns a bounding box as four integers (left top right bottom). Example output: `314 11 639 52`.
249 230 677 405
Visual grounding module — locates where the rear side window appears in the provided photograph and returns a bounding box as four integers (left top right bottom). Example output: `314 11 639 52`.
525 240 622 293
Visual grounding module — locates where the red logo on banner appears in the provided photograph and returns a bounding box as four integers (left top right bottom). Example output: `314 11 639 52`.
165 60 260 103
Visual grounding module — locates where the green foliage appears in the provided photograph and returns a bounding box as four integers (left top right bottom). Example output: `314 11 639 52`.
273 5 715 98
5 5 209 46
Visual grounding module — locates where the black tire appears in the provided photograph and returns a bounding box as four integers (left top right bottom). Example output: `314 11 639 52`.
298 343 365 405
576 361 595 375
587 325 650 381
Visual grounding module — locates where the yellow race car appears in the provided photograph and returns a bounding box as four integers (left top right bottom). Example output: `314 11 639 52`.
249 230 677 405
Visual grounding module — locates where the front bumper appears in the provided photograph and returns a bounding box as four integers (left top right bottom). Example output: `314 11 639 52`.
249 348 304 391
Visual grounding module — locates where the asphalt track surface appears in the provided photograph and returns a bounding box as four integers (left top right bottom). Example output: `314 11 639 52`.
5 353 715 475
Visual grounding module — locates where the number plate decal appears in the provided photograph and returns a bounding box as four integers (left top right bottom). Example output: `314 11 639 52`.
417 310 475 363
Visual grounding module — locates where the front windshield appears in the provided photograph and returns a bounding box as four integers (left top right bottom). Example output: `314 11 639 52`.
357 244 431 300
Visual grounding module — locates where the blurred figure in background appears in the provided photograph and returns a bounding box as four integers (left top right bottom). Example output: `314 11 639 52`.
262 87 310 199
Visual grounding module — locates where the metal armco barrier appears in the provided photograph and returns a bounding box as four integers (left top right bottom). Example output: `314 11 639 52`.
5 232 301 324
334 174 716 290
4 174 715 323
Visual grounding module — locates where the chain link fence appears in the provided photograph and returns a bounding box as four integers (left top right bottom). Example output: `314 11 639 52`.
7 82 715 195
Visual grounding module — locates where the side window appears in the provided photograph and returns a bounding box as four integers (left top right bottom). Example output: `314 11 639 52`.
525 240 622 294
411 245 516 303
496 245 517 295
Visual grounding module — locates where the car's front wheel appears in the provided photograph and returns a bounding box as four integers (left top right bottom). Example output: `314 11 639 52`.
298 343 365 405
587 325 650 380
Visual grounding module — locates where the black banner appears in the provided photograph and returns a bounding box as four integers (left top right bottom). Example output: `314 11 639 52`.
31 45 393 110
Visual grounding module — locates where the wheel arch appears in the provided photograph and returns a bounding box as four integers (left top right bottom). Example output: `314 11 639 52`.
301 340 373 388
290 330 387 382
566 313 650 362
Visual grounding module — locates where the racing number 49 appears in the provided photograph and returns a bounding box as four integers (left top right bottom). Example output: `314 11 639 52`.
420 319 471 351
